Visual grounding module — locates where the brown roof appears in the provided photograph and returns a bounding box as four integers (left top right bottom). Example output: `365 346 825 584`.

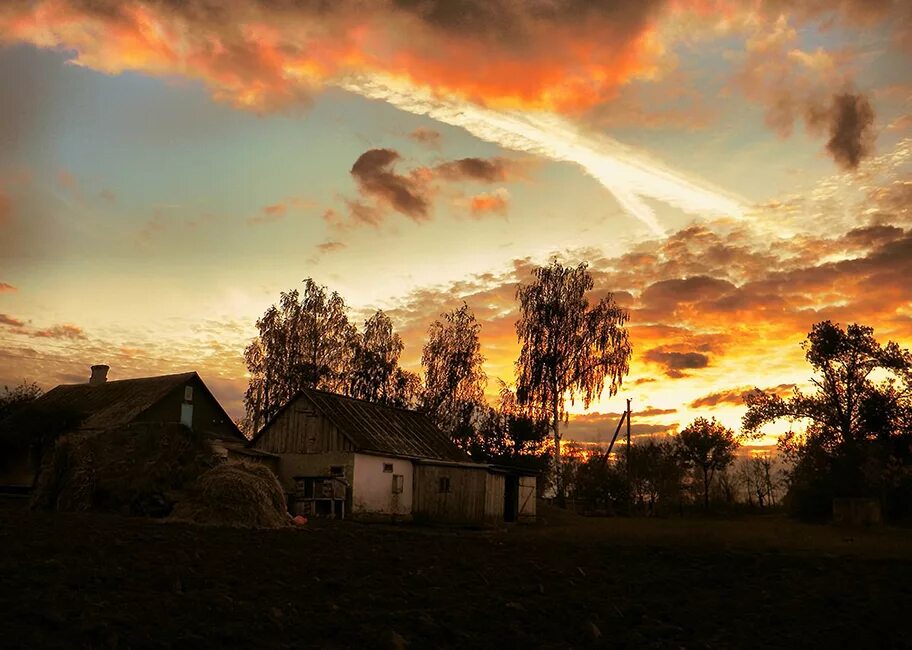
0 372 242 446
262 388 470 463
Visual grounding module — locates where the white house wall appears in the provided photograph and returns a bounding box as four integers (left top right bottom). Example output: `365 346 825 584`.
352 453 413 519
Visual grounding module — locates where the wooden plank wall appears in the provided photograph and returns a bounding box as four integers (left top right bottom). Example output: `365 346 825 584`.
252 396 354 454
413 464 492 524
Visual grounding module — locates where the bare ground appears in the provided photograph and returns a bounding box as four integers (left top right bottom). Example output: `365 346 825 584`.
1 500 910 649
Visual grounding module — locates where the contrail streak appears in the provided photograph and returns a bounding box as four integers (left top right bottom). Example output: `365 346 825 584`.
338 74 745 236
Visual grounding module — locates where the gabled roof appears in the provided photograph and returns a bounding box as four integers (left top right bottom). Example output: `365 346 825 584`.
0 371 243 446
255 388 470 464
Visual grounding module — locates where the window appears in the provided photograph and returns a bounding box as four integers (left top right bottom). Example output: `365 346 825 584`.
382 463 394 473
330 465 345 477
391 474 404 494
439 477 450 493
184 386 193 402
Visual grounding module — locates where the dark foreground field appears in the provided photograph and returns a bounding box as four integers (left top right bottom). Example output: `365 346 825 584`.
1 501 910 649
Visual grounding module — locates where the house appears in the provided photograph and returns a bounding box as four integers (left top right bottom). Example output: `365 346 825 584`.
0 365 247 493
248 387 536 524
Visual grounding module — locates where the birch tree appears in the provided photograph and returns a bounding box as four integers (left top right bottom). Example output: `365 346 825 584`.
515 260 632 502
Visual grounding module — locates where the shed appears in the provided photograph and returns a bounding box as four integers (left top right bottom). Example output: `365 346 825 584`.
249 388 531 524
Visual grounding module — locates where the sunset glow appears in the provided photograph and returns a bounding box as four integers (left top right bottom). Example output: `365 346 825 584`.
1 0 910 453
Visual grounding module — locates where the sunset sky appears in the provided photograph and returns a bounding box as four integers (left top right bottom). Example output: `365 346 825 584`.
1 1 910 448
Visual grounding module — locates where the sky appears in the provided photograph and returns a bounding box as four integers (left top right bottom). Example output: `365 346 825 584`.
0 0 910 449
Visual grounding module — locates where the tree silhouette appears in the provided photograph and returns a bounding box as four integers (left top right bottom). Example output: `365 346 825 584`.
244 279 357 432
349 310 415 406
677 417 740 510
421 303 487 449
515 260 632 502
0 381 43 421
743 321 912 518
472 381 550 463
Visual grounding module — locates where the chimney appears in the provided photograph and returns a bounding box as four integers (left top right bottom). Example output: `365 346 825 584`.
89 364 109 385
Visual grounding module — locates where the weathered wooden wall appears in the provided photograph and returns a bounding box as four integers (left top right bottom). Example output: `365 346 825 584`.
252 396 355 455
413 463 498 525
485 472 505 522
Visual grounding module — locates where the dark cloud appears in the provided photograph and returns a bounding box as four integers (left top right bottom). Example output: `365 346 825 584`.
640 276 736 310
818 93 875 170
643 348 710 377
350 148 430 221
435 157 514 182
689 383 797 409
0 314 24 327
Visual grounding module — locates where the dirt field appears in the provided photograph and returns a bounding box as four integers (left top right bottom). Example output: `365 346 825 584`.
1 500 910 649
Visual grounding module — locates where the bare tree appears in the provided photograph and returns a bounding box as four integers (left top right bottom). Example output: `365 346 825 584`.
515 260 632 502
0 381 43 421
244 279 357 432
421 303 487 449
677 417 740 510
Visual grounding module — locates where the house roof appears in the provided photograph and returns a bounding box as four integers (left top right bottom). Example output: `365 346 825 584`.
0 371 243 446
256 388 470 464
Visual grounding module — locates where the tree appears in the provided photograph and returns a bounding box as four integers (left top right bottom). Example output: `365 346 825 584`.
677 417 740 510
743 321 912 518
349 310 418 407
625 440 687 516
472 381 550 464
244 279 357 432
515 260 632 502
0 381 43 421
421 303 487 449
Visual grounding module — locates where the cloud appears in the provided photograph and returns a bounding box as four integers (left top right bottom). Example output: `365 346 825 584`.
732 15 877 169
317 241 346 254
0 0 671 113
340 148 522 226
689 383 797 408
350 148 431 221
469 189 510 217
31 324 86 340
643 348 710 377
409 127 442 148
0 314 24 327
248 202 288 226
435 157 515 182
820 92 875 170
0 282 15 293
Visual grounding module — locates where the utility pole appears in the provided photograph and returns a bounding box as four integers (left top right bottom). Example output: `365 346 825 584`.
625 398 632 482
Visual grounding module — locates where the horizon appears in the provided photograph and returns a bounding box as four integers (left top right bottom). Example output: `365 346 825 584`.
1 1 910 451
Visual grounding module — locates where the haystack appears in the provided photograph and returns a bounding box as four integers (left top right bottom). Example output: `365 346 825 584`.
168 461 289 529
31 422 215 514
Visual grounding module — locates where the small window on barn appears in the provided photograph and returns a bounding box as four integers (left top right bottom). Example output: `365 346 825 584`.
392 474 404 494
330 465 345 477
439 477 450 493
184 386 193 402
383 463 394 473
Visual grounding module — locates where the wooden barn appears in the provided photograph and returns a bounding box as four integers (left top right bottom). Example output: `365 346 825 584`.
249 388 536 525
0 365 247 493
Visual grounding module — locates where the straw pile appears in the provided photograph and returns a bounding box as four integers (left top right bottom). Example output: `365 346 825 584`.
31 422 215 514
168 461 289 529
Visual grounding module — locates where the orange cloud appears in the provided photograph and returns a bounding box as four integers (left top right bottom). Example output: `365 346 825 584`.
0 314 25 327
0 1 670 114
469 189 510 217
0 283 15 293
32 324 86 340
